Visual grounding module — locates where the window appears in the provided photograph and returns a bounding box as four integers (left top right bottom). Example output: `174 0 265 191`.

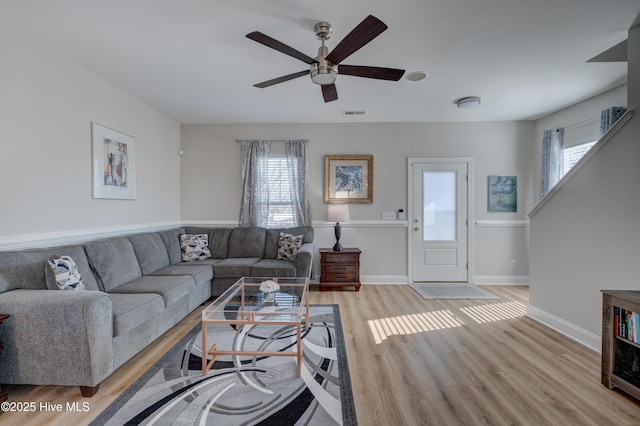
260 156 297 228
239 139 310 228
561 141 597 177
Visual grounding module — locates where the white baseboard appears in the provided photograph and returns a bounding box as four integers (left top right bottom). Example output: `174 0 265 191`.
313 275 408 285
361 275 408 285
474 275 529 285
527 305 601 353
0 222 180 251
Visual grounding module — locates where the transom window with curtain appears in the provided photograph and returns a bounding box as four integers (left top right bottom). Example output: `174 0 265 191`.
539 106 627 198
238 139 311 228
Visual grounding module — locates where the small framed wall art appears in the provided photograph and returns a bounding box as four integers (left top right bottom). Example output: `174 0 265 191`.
324 155 373 204
91 122 136 200
488 175 517 212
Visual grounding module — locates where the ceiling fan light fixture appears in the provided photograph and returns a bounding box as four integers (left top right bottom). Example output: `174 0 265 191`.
310 62 338 85
457 96 481 109
247 15 405 101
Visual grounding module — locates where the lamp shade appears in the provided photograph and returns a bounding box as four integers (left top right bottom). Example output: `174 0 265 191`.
326 204 350 223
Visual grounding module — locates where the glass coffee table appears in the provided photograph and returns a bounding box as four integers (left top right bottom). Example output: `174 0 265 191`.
201 277 309 377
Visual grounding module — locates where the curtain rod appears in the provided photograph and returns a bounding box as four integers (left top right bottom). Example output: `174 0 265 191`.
563 116 599 131
235 139 305 143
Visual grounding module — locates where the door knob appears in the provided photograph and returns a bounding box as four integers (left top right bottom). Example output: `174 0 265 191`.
414 227 420 231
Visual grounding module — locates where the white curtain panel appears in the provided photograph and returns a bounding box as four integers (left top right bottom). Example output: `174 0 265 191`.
600 106 627 136
239 140 270 227
286 140 312 226
539 128 564 198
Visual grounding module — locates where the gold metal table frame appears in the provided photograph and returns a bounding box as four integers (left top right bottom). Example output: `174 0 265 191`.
201 277 310 377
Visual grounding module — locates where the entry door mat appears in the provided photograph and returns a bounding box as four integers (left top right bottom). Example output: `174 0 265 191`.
410 284 500 300
92 304 356 426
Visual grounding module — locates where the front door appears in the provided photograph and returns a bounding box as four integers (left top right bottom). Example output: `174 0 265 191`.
410 160 469 282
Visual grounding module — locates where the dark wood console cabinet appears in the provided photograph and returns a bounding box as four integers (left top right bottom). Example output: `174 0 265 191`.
602 290 640 400
319 248 361 291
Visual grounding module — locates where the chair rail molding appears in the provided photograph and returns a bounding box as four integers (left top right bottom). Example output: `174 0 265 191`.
0 222 180 251
474 220 529 228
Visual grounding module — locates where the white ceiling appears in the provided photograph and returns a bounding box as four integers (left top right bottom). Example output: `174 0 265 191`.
2 0 638 123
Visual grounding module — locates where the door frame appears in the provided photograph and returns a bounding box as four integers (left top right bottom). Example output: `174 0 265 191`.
407 157 474 284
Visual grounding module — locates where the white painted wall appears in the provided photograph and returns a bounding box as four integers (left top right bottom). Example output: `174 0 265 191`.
180 121 533 283
528 23 640 349
0 37 181 242
532 84 627 202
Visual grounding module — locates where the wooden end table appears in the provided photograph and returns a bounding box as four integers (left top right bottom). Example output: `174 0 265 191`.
0 314 9 406
319 248 361 291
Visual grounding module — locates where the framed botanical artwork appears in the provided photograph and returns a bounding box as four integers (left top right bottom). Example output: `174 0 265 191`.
91 122 136 200
324 155 373 204
488 175 517 212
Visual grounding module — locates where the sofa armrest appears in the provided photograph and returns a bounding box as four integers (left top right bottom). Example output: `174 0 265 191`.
0 289 114 387
295 242 314 279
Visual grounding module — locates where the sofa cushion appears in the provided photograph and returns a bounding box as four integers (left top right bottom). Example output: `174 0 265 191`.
129 233 170 275
85 237 142 292
151 264 213 286
213 258 261 278
277 232 304 261
185 227 232 259
108 275 195 307
108 292 164 337
228 227 266 258
158 228 186 265
265 226 314 259
180 234 212 262
0 245 99 293
250 259 297 278
45 255 86 291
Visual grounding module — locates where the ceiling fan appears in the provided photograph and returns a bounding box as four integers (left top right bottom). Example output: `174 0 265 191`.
246 15 405 103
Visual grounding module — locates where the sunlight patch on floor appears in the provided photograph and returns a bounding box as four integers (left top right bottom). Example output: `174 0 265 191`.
368 310 465 344
460 301 527 323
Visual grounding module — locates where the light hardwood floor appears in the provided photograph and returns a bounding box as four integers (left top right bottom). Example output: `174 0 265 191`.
2 285 640 425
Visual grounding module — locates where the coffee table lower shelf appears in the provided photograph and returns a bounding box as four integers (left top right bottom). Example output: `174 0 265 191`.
202 321 304 378
200 277 309 379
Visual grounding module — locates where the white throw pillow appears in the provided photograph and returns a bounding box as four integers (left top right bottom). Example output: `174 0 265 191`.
46 255 86 291
180 234 212 262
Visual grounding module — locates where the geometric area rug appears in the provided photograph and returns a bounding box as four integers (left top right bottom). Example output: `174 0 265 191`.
91 304 356 426
409 284 500 300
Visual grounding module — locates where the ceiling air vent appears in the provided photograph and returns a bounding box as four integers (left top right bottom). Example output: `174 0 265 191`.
342 110 366 116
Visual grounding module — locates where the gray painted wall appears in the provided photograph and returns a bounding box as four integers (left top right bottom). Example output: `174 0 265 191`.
0 38 181 240
180 121 533 283
528 23 640 344
630 20 640 110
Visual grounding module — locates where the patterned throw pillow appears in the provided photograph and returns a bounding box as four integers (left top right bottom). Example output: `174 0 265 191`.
46 255 86 291
180 234 212 262
277 232 304 261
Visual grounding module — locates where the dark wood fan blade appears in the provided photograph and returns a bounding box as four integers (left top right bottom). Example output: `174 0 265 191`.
325 15 388 65
254 70 310 88
339 64 405 81
321 84 338 102
246 31 316 64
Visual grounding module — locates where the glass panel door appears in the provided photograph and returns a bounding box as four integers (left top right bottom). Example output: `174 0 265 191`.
423 171 457 241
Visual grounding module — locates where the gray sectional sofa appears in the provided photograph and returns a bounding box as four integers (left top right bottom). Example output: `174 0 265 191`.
0 225 314 396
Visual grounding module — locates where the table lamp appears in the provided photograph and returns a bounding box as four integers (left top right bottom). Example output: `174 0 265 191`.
327 204 350 251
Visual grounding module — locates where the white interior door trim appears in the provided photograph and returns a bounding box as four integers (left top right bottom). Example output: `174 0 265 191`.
407 157 474 284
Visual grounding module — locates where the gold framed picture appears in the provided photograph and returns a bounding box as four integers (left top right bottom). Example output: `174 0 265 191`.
324 155 373 204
